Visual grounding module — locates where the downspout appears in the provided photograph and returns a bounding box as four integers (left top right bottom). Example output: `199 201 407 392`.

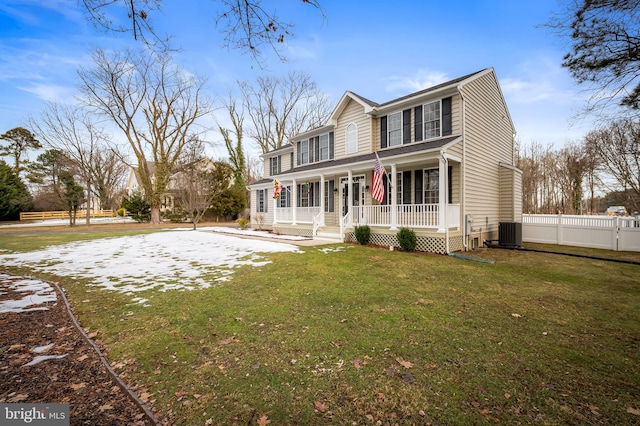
458 83 468 251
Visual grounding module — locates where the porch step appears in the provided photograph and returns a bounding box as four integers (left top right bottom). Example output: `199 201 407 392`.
315 226 342 242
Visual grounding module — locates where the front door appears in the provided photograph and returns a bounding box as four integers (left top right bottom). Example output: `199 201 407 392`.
341 176 366 224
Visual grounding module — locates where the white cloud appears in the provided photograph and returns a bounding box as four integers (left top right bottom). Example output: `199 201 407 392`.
385 69 450 94
17 83 76 103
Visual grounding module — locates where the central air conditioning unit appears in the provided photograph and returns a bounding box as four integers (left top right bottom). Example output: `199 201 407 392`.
499 222 522 248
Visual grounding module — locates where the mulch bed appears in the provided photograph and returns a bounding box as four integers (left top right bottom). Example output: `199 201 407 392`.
0 275 167 425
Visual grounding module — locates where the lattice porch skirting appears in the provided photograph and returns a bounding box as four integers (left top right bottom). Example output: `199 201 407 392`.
345 231 463 254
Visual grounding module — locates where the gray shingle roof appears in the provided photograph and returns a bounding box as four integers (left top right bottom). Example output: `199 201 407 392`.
252 136 459 185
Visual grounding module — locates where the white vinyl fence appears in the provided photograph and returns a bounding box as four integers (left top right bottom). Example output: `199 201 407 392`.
522 214 640 252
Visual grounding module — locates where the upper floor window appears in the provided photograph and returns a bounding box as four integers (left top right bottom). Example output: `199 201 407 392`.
319 134 329 161
346 123 357 154
300 139 310 164
270 155 280 176
388 112 402 146
424 101 441 139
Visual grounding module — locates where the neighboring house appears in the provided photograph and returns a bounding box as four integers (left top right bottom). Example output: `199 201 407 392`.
248 68 522 253
125 158 217 212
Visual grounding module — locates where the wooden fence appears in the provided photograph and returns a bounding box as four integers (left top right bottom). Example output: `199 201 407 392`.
19 210 117 221
522 214 640 252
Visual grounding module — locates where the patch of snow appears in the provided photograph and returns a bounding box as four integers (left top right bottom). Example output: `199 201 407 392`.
0 230 301 303
318 246 350 254
201 226 310 241
0 274 57 314
33 344 54 354
23 354 68 367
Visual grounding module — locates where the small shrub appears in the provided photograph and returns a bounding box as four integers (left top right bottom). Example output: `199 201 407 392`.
236 217 248 230
162 208 186 223
397 227 417 252
354 225 371 245
121 191 150 223
115 207 127 217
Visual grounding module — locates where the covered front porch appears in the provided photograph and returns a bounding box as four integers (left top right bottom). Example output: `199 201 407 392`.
271 153 462 240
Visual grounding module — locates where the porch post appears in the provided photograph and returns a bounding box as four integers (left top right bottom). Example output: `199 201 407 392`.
292 178 297 226
347 169 353 226
390 163 398 230
320 174 326 226
438 155 447 232
273 191 278 224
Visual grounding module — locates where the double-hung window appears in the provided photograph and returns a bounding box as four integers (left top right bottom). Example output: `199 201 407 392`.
423 168 439 204
257 189 268 212
299 183 309 207
396 172 403 205
270 155 280 176
319 134 329 161
424 101 441 139
300 139 310 164
324 180 334 212
279 186 290 208
388 112 402 146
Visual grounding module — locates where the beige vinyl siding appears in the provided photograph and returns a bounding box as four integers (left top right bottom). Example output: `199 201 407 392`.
450 164 461 204
281 151 292 172
462 70 517 237
334 99 371 159
251 188 274 228
499 164 523 222
450 93 462 136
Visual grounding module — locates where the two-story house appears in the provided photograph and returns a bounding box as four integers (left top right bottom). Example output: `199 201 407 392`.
248 68 522 253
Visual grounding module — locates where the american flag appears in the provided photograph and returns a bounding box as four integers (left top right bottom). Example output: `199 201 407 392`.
371 153 385 203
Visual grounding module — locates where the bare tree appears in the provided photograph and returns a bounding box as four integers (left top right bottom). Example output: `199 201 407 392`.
92 146 128 210
80 0 324 63
30 103 110 225
172 139 234 229
78 48 213 223
584 119 640 211
240 71 332 153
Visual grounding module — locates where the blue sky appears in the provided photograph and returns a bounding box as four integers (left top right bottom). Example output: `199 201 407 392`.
0 0 594 159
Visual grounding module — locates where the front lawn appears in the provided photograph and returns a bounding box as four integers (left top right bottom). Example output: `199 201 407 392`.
1 230 638 425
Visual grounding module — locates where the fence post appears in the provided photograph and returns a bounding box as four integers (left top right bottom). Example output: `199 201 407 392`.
613 216 620 251
557 214 563 245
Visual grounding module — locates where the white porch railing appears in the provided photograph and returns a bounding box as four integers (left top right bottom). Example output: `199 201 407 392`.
275 204 461 230
354 203 461 229
312 210 323 236
275 207 321 224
